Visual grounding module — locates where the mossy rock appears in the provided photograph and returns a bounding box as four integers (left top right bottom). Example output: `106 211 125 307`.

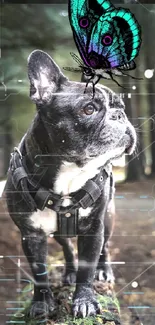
11 282 121 325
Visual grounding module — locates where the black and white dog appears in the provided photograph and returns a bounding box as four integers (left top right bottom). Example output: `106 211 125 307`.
5 50 136 319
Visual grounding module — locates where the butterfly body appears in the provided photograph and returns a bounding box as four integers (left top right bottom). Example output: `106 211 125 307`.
68 0 142 91
81 65 127 96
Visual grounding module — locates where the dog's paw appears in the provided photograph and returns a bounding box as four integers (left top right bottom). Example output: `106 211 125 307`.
73 289 101 318
28 302 48 319
73 297 101 318
28 300 56 319
63 270 76 286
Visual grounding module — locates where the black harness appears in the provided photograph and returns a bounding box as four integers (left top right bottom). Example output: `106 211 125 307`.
9 116 114 238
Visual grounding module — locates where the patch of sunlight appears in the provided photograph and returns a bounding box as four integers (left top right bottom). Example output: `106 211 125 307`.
112 155 125 167
0 180 6 197
112 155 126 183
113 168 125 183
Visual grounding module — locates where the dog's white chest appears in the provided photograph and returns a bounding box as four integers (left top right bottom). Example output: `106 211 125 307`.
30 208 57 235
29 161 98 235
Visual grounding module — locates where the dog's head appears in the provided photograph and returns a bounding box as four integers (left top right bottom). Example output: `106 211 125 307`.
28 50 136 168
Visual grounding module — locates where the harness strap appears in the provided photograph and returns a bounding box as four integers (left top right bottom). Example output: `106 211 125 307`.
31 169 107 211
9 114 114 237
10 143 37 212
10 145 113 212
57 207 78 237
34 187 63 211
72 177 103 209
9 145 114 237
12 166 28 189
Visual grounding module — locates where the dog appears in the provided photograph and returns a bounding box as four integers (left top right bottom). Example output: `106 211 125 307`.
5 50 136 319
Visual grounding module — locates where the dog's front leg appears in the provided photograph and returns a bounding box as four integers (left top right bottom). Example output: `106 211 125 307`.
96 200 115 283
21 230 56 318
73 220 104 318
54 233 76 285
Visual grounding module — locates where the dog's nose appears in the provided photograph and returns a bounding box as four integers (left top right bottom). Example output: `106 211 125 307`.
109 109 126 123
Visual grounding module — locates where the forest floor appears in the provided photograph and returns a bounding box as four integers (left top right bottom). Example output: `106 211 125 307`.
0 179 155 325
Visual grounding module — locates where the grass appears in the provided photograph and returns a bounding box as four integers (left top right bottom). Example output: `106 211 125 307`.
10 282 121 325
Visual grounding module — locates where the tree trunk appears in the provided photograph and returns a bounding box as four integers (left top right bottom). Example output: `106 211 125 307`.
149 86 155 174
144 9 155 175
124 77 146 181
0 90 13 178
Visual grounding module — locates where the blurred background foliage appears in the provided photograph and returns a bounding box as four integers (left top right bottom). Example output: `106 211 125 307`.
1 1 155 181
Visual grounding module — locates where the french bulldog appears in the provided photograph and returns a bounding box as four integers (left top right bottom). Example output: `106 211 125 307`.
5 50 136 319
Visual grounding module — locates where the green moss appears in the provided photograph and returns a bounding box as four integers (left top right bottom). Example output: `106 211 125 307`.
11 286 121 325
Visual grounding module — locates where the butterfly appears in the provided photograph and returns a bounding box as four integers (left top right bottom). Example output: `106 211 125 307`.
65 0 142 96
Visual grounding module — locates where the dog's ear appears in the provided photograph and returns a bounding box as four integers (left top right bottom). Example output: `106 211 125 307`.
28 50 68 104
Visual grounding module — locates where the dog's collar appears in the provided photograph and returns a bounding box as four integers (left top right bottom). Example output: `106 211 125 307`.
9 142 114 238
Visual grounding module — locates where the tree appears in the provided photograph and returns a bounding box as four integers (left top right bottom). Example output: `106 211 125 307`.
0 3 72 178
143 6 155 175
125 80 146 181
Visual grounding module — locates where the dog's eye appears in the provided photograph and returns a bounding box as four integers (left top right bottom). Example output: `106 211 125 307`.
83 105 95 115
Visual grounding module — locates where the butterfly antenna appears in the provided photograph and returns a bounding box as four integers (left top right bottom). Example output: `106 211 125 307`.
122 72 143 80
70 52 84 66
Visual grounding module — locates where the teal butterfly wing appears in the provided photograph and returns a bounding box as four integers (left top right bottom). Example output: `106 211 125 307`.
68 0 141 71
88 7 141 69
68 0 114 67
111 8 141 68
